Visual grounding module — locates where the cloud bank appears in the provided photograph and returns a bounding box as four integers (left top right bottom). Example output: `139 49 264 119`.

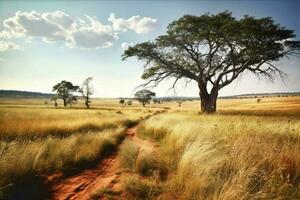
0 11 158 50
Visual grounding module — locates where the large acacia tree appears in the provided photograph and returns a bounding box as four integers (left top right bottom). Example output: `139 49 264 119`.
122 12 300 113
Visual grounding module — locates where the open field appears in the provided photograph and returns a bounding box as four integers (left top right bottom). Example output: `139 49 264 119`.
0 97 300 199
0 99 164 199
1 1 300 199
133 97 300 199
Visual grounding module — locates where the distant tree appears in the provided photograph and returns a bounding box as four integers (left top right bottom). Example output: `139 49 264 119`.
135 89 155 107
80 77 93 109
257 98 262 103
119 99 125 106
177 100 184 107
127 100 132 106
52 81 79 107
123 11 300 113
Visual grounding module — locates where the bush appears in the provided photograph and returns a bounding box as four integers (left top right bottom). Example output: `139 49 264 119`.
135 152 168 180
136 152 157 176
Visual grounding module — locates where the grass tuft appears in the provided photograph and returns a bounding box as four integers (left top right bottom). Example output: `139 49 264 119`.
135 152 169 180
123 175 163 200
119 140 140 171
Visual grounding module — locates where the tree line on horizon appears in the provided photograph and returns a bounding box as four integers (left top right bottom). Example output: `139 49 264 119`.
51 78 158 108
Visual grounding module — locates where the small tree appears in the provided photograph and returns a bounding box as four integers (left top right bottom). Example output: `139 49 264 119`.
177 100 184 107
53 81 79 107
135 89 155 107
127 100 132 106
80 77 93 109
119 99 125 106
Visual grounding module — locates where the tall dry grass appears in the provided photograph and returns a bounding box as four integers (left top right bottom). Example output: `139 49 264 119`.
137 109 300 199
0 105 154 199
0 128 127 199
0 107 146 140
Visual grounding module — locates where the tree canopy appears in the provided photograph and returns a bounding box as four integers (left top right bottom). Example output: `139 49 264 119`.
134 89 156 107
123 11 300 113
53 80 79 107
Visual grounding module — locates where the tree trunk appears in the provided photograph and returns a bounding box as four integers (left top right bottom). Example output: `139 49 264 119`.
200 94 217 113
85 96 90 109
142 101 145 107
63 99 67 107
199 83 218 114
85 100 89 109
86 94 90 109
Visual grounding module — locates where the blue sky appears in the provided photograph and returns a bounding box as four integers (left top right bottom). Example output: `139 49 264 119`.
0 0 300 98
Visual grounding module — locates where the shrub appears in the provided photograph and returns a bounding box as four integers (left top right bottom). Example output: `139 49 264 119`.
136 152 157 176
135 152 168 180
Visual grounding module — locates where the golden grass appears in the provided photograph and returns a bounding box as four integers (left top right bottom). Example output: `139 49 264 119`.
1 96 300 199
0 101 158 199
173 96 300 113
123 175 163 199
119 140 140 171
0 128 124 183
137 100 300 199
0 107 149 140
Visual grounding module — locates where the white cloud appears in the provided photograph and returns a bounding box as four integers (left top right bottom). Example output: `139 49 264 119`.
66 16 118 49
2 11 117 49
121 42 133 50
0 40 20 51
108 13 158 34
0 11 158 50
3 11 68 40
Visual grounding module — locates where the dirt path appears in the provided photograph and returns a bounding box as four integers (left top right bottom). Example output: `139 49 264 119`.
49 124 156 200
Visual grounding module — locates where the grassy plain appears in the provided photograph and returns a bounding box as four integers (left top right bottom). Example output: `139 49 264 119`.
135 97 300 199
0 98 162 199
0 96 299 199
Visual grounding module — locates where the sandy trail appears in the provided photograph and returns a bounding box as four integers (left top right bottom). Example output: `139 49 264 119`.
49 124 156 200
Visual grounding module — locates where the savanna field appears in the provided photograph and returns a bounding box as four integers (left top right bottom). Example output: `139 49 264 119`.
0 97 300 200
